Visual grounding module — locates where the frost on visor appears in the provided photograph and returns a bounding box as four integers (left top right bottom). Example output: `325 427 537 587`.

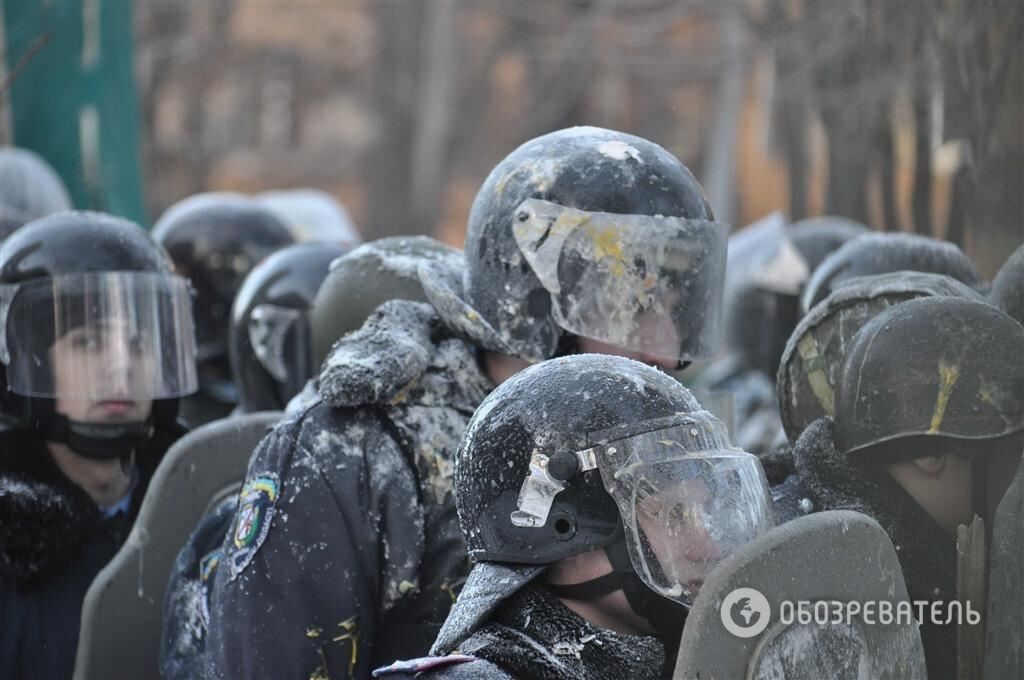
0 271 198 399
512 199 728 363
594 412 775 607
506 410 776 608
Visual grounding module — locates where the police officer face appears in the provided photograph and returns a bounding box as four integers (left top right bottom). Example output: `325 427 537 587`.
49 322 154 423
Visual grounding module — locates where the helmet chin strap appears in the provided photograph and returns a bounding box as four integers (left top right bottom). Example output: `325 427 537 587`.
44 413 153 462
543 536 688 644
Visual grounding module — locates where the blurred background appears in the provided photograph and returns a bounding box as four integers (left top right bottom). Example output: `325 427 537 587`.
2 0 1021 275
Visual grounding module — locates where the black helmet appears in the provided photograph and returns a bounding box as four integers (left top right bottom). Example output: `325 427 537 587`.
718 215 867 379
778 272 986 443
800 233 983 315
990 244 1024 326
434 353 774 653
152 193 295 373
720 214 805 378
229 242 351 413
786 216 869 273
434 126 726 365
0 146 72 242
256 188 362 246
834 297 1024 457
0 212 198 459
310 236 462 367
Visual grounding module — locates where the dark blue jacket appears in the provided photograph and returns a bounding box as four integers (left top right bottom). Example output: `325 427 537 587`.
199 301 493 679
0 427 180 679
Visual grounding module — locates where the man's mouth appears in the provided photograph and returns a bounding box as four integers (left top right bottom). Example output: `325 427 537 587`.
97 400 135 416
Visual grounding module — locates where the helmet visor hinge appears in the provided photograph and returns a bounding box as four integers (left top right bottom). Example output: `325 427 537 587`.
510 447 600 529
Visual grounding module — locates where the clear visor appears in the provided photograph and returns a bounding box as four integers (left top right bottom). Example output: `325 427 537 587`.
597 422 775 607
0 272 198 399
247 303 310 394
513 199 728 362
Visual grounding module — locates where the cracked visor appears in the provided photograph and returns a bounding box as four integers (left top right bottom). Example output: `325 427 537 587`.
512 199 728 363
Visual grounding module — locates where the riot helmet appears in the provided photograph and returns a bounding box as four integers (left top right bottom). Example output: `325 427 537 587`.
800 233 983 314
778 272 986 443
719 214 868 379
152 193 294 402
434 353 775 653
786 216 869 273
990 244 1023 326
229 242 351 412
428 126 727 366
311 236 464 367
720 214 808 379
0 212 198 460
834 296 1024 457
0 146 73 242
256 188 362 246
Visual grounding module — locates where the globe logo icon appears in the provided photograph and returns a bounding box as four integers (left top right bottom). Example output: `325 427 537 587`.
720 587 771 638
732 598 761 627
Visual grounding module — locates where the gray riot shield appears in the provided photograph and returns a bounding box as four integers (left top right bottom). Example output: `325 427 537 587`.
984 457 1023 680
73 411 283 680
674 510 927 680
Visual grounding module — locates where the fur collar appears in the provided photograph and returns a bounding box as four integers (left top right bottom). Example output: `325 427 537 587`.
0 434 99 585
791 417 957 603
318 299 493 414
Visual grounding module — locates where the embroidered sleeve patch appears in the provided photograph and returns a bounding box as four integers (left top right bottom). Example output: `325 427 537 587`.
228 473 280 580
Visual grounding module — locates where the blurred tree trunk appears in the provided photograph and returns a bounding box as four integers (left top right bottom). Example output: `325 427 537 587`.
366 0 424 237
911 65 933 235
409 0 457 237
703 5 745 226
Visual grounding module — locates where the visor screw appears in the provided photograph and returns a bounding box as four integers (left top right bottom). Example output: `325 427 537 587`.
799 498 813 514
548 451 579 481
551 512 577 540
517 211 529 222
689 428 699 437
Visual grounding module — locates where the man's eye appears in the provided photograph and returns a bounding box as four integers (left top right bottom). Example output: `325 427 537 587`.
71 334 100 351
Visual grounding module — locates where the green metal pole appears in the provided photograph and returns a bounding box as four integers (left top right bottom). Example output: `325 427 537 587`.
2 0 146 224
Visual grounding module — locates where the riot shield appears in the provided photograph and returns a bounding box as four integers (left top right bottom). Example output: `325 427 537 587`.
73 411 283 680
984 457 1023 680
674 510 926 680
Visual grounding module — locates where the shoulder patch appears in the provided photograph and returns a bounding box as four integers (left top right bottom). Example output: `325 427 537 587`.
372 654 477 677
228 473 280 580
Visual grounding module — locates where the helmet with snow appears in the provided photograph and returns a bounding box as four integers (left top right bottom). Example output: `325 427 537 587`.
310 236 464 368
777 271 986 443
422 126 728 367
0 211 198 459
834 296 1024 458
432 353 775 654
800 232 982 315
